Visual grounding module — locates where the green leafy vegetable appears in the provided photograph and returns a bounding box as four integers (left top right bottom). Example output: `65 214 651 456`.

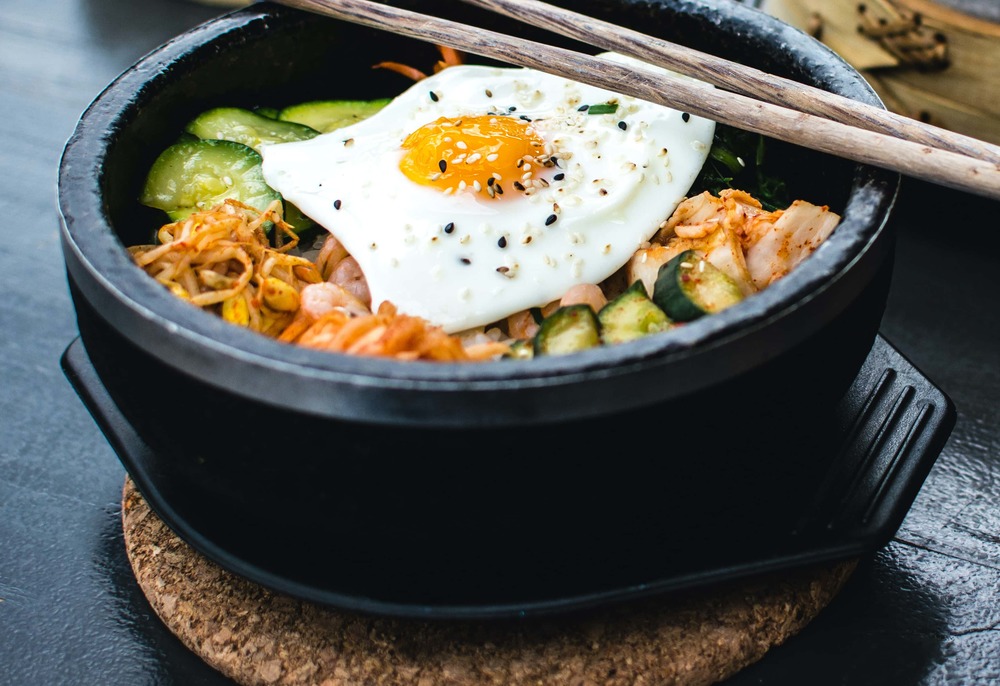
691 125 790 211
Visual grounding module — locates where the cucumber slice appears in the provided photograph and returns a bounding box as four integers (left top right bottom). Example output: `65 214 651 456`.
277 99 392 133
139 139 280 222
533 305 601 357
598 280 672 345
282 202 318 237
652 250 744 322
253 106 280 119
503 338 535 361
185 107 319 151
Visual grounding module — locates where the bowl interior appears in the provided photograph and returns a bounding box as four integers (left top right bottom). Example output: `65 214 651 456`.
59 0 898 426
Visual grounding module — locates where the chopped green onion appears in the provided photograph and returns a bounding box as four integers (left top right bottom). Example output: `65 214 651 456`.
586 102 618 115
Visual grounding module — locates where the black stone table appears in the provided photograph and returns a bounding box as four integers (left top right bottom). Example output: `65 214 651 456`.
1 0 997 683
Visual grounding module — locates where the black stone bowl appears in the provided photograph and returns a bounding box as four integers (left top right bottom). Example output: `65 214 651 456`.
58 0 899 616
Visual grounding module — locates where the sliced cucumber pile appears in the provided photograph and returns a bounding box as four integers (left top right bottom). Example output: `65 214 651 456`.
140 100 391 236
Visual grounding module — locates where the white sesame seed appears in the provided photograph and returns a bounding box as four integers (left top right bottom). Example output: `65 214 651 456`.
680 261 694 269
473 180 482 192
456 141 468 150
466 153 482 164
486 153 499 162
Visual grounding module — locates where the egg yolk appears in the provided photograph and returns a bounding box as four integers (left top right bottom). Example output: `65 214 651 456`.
399 115 547 197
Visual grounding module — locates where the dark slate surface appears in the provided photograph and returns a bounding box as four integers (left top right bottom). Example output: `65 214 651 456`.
1 0 998 684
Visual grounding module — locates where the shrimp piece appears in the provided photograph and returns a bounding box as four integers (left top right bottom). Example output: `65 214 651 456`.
327 256 371 308
315 234 349 281
506 301 560 340
299 282 371 320
560 283 607 311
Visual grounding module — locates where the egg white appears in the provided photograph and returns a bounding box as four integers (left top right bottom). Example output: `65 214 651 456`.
261 54 715 333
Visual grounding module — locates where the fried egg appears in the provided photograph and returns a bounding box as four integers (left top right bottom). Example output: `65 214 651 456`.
261 53 715 333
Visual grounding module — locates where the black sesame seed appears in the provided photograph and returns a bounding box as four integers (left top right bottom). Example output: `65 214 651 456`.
577 104 589 112
429 91 439 102
551 156 561 167
618 121 628 131
460 257 471 265
519 115 532 122
487 177 495 186
508 106 517 112
495 184 504 195
438 159 448 173
498 236 507 248
553 172 565 181
444 222 455 234
333 199 342 210
513 181 525 191
681 112 691 122
545 214 558 226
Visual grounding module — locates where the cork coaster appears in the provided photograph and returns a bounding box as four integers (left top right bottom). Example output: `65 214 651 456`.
122 476 857 686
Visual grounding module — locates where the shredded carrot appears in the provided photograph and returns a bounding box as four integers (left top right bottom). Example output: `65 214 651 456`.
371 61 428 81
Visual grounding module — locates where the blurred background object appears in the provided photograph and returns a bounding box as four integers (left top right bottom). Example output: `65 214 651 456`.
758 0 1000 145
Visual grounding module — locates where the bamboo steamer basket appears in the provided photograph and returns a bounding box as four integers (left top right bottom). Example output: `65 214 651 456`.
758 0 1000 145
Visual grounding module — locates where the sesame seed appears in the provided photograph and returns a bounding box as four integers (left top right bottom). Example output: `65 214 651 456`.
458 180 467 191
333 199 342 210
498 236 507 248
513 181 525 191
456 141 468 150
680 261 694 269
508 106 517 112
473 180 482 192
344 138 355 147
460 257 471 265
545 214 558 226
599 188 608 196
487 185 496 198
554 172 565 181
444 222 455 233
496 266 513 278
430 172 442 181
466 152 482 163
681 112 691 122
618 121 627 131
370 242 377 250
439 159 448 173
485 89 493 97
519 115 532 122
429 91 439 102
495 184 504 195
577 104 589 112
521 235 533 244
492 172 502 180
516 159 524 168
486 153 499 162
699 260 706 272
487 177 495 186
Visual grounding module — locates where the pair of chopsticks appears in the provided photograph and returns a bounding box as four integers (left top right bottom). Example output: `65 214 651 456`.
275 0 1000 201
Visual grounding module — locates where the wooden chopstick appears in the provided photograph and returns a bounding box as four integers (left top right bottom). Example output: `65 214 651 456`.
275 0 1000 201
459 0 1000 166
